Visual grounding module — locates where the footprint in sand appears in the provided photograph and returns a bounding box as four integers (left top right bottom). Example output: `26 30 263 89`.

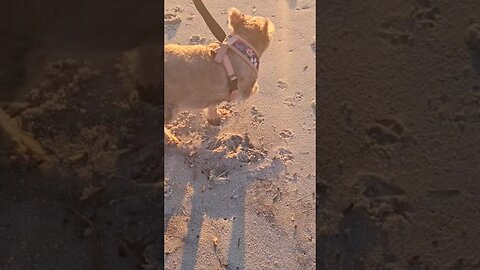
294 90 303 101
379 17 413 46
277 79 288 90
280 129 294 140
251 106 265 124
165 12 182 39
165 12 182 24
283 97 295 107
284 91 304 106
275 147 294 163
365 118 406 147
352 173 411 224
207 133 267 163
189 34 206 45
412 0 440 29
172 6 183 13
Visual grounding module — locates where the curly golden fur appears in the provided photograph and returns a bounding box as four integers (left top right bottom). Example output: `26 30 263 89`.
127 8 274 128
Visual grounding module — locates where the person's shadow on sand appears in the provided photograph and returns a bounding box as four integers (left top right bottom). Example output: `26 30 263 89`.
165 129 287 269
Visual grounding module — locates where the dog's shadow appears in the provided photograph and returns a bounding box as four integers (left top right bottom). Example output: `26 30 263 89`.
164 118 287 269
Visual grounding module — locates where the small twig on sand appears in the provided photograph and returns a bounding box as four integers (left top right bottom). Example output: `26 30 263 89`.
208 169 229 182
213 236 226 269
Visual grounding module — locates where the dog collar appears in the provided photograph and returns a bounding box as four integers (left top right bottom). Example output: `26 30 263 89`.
226 34 260 72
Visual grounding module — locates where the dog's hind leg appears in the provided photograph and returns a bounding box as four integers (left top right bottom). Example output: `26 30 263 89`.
164 103 181 144
205 105 221 126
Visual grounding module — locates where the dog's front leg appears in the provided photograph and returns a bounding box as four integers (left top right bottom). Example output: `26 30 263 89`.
205 105 221 126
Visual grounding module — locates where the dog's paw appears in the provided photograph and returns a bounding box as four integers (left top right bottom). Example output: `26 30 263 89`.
205 106 221 126
207 117 221 126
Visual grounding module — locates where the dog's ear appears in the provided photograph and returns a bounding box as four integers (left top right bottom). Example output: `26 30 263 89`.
263 18 275 37
229 8 245 29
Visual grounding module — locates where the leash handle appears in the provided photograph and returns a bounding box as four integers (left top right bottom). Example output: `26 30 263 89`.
192 0 227 42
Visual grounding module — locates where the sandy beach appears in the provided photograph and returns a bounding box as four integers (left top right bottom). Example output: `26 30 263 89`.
164 0 316 269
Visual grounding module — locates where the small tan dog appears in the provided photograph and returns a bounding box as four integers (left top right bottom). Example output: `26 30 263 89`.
127 8 274 143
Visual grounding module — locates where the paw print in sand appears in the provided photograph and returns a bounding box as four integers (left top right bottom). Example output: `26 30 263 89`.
164 11 182 39
251 106 265 124
207 133 267 163
351 173 411 224
412 0 440 29
280 129 294 140
365 118 406 147
379 17 413 46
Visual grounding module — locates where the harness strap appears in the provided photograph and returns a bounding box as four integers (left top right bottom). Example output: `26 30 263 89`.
222 55 239 92
212 35 260 101
214 43 238 98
